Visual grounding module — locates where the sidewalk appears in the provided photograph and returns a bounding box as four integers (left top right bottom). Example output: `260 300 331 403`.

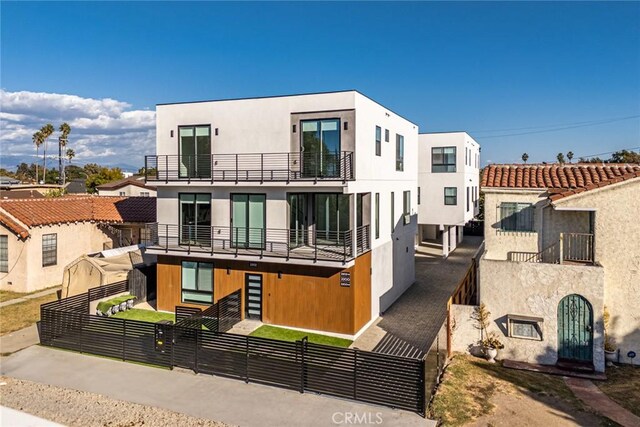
1 345 432 427
0 287 59 308
565 377 640 427
0 324 39 355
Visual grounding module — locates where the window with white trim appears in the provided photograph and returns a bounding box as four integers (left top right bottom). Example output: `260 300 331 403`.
508 314 543 340
500 202 534 232
0 235 8 273
42 233 57 267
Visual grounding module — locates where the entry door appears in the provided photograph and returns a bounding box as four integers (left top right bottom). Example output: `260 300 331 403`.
179 126 211 178
245 274 263 320
301 119 340 177
288 194 307 248
558 294 593 363
232 194 266 248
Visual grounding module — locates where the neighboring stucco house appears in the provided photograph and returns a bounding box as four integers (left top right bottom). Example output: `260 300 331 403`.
96 176 157 197
143 90 418 339
0 196 156 293
478 163 640 372
417 132 480 256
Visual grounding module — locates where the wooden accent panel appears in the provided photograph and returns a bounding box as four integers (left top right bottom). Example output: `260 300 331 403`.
156 255 372 335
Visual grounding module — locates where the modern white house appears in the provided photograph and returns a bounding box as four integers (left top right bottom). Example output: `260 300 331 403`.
474 163 640 372
417 132 480 256
143 90 418 339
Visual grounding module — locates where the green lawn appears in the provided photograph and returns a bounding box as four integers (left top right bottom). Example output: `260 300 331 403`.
249 325 352 348
111 309 175 323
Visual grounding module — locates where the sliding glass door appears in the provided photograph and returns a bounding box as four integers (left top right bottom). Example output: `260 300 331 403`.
288 194 308 248
315 194 349 245
232 194 266 248
301 119 340 178
179 125 211 178
180 194 211 246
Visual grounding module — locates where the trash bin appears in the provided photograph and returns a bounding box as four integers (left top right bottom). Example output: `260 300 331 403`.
154 319 173 352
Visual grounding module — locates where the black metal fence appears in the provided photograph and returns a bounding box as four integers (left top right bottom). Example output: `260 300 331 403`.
40 283 427 416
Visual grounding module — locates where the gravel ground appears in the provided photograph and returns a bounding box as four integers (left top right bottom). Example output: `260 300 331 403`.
0 376 232 427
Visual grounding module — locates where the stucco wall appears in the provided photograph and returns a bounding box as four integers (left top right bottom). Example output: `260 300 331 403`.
553 179 640 364
450 304 482 354
479 256 605 372
1 222 113 293
98 185 156 197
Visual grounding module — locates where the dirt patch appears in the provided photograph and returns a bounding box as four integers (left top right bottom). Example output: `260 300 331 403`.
596 365 640 417
0 376 232 427
0 293 58 335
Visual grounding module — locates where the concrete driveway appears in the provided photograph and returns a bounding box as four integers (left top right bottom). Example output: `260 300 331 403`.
375 236 483 354
1 345 432 427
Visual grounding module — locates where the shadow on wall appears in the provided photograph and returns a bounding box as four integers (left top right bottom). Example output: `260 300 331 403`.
608 312 640 366
379 214 417 313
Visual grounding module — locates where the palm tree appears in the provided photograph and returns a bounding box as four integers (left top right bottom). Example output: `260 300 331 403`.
521 153 529 164
32 131 44 183
557 152 566 164
566 151 574 163
40 123 55 183
66 148 75 162
58 123 71 184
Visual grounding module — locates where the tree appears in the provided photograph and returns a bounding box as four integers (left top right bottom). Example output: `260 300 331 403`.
83 163 102 176
521 153 529 164
66 148 75 163
40 124 55 183
15 163 37 182
85 167 124 194
32 132 43 182
58 123 71 184
64 164 86 180
610 149 640 164
556 152 566 164
566 151 574 163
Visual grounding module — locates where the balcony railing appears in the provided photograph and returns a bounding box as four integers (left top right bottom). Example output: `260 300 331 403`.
144 152 354 183
509 232 595 265
144 223 371 263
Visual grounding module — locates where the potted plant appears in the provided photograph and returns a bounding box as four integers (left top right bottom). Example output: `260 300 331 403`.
603 306 617 365
473 303 504 362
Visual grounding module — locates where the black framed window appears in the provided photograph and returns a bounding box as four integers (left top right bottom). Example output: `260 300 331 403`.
375 126 381 156
444 187 457 205
181 261 213 304
390 192 395 231
500 202 534 232
385 129 389 142
396 134 404 171
42 233 57 267
0 235 7 273
467 187 470 212
403 191 411 225
432 147 456 172
375 193 380 239
417 187 421 205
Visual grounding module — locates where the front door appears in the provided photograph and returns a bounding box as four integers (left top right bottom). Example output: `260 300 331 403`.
245 274 263 320
232 194 266 249
558 294 593 363
288 193 308 248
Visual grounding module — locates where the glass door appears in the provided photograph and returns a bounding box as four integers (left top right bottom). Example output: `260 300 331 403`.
288 194 308 248
315 194 349 246
179 125 211 178
245 274 263 320
179 194 211 245
301 119 340 178
232 194 266 248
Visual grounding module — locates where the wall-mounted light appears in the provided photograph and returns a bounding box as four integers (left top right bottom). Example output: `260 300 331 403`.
343 122 348 131
170 130 174 137
226 268 230 275
278 271 282 279
215 128 219 136
292 124 296 133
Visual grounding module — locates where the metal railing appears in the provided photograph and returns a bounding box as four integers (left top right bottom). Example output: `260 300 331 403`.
356 224 370 255
144 151 354 183
510 232 595 265
144 223 356 263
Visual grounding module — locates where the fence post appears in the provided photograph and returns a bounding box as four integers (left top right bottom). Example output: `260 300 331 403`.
419 357 427 418
353 348 358 400
122 320 126 361
79 313 84 354
245 337 250 383
300 337 307 394
170 324 175 370
194 329 199 374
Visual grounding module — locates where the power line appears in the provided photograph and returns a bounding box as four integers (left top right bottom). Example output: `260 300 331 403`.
474 115 640 139
470 114 640 134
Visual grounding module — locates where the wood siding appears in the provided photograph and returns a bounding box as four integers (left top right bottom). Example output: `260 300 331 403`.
156 254 372 335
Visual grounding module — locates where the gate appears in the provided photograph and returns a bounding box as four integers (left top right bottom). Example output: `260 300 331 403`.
557 294 593 363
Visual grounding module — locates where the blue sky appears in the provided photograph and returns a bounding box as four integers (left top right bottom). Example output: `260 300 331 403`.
1 1 639 170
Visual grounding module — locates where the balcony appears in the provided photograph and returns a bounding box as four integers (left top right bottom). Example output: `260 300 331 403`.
144 152 354 183
508 233 595 265
144 223 370 264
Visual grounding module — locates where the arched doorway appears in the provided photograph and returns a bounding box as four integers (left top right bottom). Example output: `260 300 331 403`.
557 294 593 363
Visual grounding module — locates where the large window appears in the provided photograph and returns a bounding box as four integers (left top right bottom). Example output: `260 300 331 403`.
375 193 380 239
396 134 404 171
444 187 457 206
179 125 211 178
0 236 7 273
181 261 213 304
500 202 534 232
432 147 456 172
390 192 395 232
301 119 341 178
232 194 266 248
375 126 381 157
467 187 470 212
42 233 57 266
403 191 411 225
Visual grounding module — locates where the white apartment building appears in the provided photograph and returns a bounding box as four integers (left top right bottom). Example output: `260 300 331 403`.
143 90 418 338
417 132 480 256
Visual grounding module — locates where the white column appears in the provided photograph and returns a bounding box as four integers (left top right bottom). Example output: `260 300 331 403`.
458 225 464 244
442 225 449 257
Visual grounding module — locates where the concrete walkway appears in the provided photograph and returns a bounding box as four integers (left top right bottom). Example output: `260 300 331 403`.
0 324 40 355
1 345 431 427
372 236 483 354
565 377 640 427
0 287 59 308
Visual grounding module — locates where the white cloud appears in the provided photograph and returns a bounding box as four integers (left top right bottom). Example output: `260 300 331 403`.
0 89 155 170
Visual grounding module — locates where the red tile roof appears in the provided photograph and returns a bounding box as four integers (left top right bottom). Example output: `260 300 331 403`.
96 176 156 191
481 164 640 201
0 211 29 240
0 196 156 239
